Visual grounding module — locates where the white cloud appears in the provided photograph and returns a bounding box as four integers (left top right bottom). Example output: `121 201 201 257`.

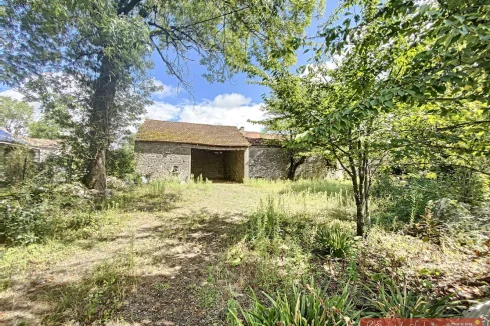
210 93 251 108
1 87 265 132
152 78 176 99
145 101 181 121
145 93 265 132
0 88 25 100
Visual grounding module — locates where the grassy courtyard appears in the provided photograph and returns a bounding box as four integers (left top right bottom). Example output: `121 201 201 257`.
0 179 489 325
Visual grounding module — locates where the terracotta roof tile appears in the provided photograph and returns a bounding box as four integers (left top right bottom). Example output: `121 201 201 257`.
136 120 250 147
242 131 283 146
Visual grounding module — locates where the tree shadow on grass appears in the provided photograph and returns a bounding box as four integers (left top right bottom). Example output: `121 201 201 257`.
0 209 249 326
115 191 183 213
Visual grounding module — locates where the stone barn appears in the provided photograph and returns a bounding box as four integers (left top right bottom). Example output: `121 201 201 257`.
135 120 250 182
135 119 340 182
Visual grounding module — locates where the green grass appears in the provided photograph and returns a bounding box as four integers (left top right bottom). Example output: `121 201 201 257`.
244 178 351 194
223 178 482 323
0 179 180 293
43 238 136 324
0 208 132 287
1 178 485 324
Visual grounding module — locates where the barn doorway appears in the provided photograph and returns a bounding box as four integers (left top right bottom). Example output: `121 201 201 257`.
190 148 246 182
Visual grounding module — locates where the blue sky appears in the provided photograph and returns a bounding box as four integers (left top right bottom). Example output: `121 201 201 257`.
1 1 339 132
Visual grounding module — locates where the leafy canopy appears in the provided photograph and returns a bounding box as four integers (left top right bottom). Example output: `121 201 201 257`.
0 96 34 137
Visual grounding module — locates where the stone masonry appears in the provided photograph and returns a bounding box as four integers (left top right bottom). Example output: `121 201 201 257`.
134 120 340 182
248 146 290 179
135 142 191 181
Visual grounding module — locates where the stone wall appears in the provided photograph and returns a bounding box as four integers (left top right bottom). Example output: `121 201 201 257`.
249 146 343 180
224 150 246 182
191 149 225 180
249 146 290 179
296 156 344 179
135 141 342 182
135 141 191 181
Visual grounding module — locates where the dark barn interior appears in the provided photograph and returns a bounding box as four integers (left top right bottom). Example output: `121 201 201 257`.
190 148 245 182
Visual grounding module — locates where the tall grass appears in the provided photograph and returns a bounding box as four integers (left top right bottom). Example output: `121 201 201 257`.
365 278 458 318
248 190 355 244
244 178 352 195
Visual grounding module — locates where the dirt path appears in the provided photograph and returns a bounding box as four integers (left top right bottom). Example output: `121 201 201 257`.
1 184 264 325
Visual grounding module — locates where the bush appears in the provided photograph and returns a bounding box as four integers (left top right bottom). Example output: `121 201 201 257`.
314 222 354 258
365 276 458 318
405 198 489 246
228 280 359 326
405 205 447 244
0 183 97 245
106 147 135 179
3 147 37 186
2 199 49 244
372 170 489 229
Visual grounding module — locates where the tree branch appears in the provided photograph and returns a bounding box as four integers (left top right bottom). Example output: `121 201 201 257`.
436 120 490 131
117 0 142 15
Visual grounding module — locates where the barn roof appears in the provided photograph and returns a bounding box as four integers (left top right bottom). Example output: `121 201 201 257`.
242 131 283 146
24 138 60 148
136 120 251 147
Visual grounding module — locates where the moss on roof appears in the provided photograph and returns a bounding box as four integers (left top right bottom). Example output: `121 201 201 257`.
136 120 251 147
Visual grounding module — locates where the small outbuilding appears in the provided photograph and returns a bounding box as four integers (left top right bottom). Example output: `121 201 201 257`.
135 120 250 182
134 119 340 182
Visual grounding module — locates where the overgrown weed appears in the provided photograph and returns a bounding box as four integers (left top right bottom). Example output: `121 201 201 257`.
43 236 137 324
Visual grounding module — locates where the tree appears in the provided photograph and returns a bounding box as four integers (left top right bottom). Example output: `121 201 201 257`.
320 0 490 158
1 0 322 190
280 0 490 235
259 0 395 236
255 74 317 180
106 134 136 179
0 96 34 136
29 116 61 139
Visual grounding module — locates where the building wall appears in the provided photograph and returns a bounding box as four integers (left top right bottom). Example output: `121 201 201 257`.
33 147 58 163
248 146 290 179
191 149 225 180
249 146 343 180
135 141 341 182
224 150 246 182
296 156 344 179
135 141 191 181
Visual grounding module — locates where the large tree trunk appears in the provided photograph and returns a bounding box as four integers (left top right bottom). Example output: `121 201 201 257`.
287 155 306 180
86 148 106 191
85 56 118 191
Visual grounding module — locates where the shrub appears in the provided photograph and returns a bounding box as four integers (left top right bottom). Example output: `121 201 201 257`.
405 198 487 245
365 277 458 318
405 205 447 244
2 199 49 244
106 143 135 179
373 170 489 227
0 183 98 245
228 280 359 326
3 147 37 186
314 222 354 258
